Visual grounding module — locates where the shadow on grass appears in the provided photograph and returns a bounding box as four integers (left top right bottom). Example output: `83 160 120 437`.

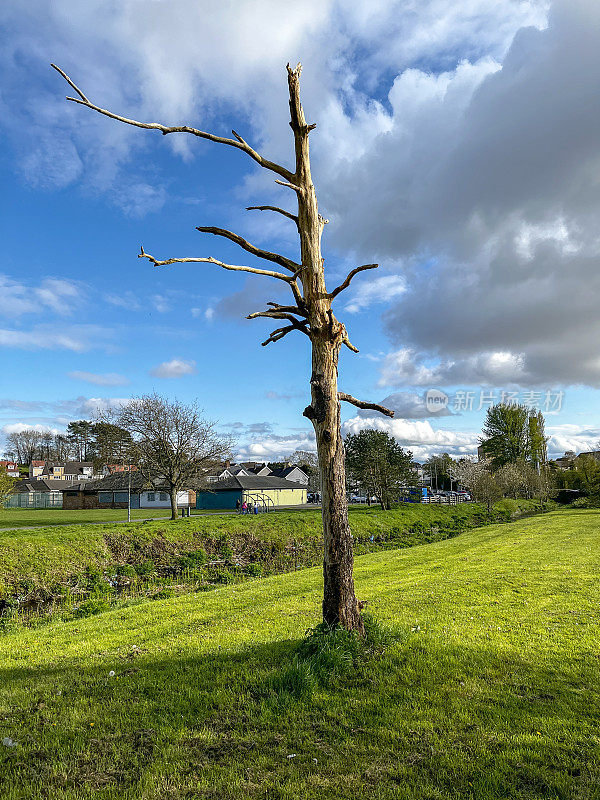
0 631 599 799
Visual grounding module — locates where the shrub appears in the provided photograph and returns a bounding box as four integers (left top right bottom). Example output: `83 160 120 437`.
72 598 111 619
570 497 596 508
220 544 234 560
244 563 262 577
84 566 108 591
213 569 235 584
185 568 205 582
152 588 176 600
176 549 207 570
135 561 156 577
409 521 428 535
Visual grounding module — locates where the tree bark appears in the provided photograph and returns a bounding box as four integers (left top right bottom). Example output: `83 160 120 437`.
170 487 178 521
286 66 363 632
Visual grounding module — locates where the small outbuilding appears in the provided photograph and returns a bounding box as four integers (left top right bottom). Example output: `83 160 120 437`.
196 474 307 510
6 478 65 508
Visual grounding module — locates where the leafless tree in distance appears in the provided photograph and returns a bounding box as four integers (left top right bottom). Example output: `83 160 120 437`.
114 394 232 520
52 62 393 631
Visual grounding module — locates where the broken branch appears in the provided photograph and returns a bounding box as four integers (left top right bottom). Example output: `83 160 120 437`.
247 310 306 326
196 226 299 272
338 393 394 418
138 246 293 284
51 63 294 182
275 179 303 194
266 302 308 317
261 320 310 347
246 206 299 226
328 264 379 300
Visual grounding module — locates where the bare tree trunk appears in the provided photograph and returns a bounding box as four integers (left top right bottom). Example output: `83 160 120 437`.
170 487 178 521
286 68 363 632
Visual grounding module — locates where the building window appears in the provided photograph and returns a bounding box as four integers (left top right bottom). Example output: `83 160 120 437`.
159 492 168 501
98 492 112 504
147 492 155 501
113 492 128 503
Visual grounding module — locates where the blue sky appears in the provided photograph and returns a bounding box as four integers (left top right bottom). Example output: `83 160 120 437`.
1 0 599 461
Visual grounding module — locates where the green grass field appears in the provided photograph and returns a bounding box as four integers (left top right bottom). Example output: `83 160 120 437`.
0 507 175 529
0 507 597 798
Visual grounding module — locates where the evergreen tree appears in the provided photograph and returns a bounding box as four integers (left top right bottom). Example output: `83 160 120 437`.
345 430 416 510
480 403 548 470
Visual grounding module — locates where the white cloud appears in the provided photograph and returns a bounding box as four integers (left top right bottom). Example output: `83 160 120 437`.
0 0 547 214
342 414 479 460
362 391 453 419
236 433 316 461
546 423 600 458
0 275 83 318
0 325 113 352
2 422 60 435
379 348 528 387
150 358 197 378
191 306 216 322
152 295 171 314
323 1 600 387
344 274 406 314
68 371 129 386
112 182 167 217
6 0 598 392
81 397 131 417
104 292 141 311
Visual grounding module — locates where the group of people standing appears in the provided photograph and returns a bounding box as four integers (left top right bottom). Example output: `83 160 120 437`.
235 498 258 514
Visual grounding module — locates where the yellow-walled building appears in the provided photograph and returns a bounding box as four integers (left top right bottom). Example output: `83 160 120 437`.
196 475 307 510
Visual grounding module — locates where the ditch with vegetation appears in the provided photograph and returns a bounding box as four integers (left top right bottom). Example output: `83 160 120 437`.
0 499 551 630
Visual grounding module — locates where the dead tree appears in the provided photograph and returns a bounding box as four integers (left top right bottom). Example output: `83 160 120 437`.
52 61 393 631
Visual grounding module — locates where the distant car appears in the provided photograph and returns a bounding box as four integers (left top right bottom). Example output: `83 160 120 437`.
349 494 368 503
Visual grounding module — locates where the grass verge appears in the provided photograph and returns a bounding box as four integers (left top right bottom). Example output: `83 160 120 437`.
0 508 175 529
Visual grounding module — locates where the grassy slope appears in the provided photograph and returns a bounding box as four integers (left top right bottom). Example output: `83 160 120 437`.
0 500 541 592
0 508 598 799
0 508 175 529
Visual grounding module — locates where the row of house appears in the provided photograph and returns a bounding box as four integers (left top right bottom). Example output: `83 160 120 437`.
60 470 307 510
29 460 95 481
212 460 309 485
7 457 308 510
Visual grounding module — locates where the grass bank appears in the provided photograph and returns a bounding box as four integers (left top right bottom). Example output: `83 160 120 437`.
0 508 597 798
0 508 175 529
0 499 546 605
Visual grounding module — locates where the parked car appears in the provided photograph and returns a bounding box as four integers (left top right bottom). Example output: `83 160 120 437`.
349 494 368 503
